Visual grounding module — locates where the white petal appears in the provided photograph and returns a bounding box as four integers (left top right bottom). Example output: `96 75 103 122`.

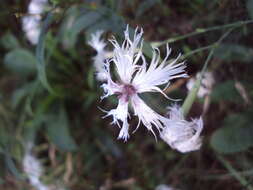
118 120 130 142
130 94 167 137
160 105 203 153
167 104 184 120
88 31 106 52
132 44 188 95
105 98 130 141
101 62 122 99
106 98 128 123
110 26 143 83
174 118 203 153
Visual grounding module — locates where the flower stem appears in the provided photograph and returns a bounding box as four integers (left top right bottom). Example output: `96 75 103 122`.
217 154 253 190
151 19 253 47
182 28 234 117
180 44 214 60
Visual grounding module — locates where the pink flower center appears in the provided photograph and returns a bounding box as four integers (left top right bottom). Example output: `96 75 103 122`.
118 84 136 102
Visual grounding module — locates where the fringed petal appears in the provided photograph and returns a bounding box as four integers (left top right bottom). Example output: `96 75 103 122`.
105 98 130 141
161 105 203 153
109 26 143 83
131 94 167 139
132 44 188 94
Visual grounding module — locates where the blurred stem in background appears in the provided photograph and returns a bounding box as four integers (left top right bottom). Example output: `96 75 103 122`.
217 154 253 190
151 19 253 47
180 18 253 117
181 28 233 116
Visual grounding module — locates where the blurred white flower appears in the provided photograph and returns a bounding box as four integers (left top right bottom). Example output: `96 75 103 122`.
186 71 215 98
23 143 68 190
160 104 203 153
88 31 109 81
100 26 188 141
23 143 49 190
22 0 48 45
155 184 179 190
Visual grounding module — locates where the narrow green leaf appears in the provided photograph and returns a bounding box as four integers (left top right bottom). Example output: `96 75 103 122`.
36 12 54 93
46 106 77 151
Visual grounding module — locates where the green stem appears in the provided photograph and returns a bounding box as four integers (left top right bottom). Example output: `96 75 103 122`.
182 28 234 116
217 154 253 190
152 19 253 47
181 44 213 60
200 28 234 76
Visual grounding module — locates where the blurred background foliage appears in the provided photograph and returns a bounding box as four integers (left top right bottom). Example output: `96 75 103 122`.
1 0 253 189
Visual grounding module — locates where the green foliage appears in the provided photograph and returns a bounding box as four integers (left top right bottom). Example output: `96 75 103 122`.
45 105 77 152
60 6 105 48
0 33 20 50
4 153 24 180
211 80 242 102
211 109 253 154
247 0 253 19
1 0 253 189
11 83 35 109
60 5 126 49
214 43 253 63
135 0 160 17
4 48 37 77
36 13 55 94
60 4 154 57
50 0 61 6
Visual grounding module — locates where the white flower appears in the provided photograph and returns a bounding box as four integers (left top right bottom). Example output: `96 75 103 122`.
100 26 188 141
88 31 106 52
186 71 215 98
23 142 70 190
160 104 203 153
155 184 179 190
23 143 49 190
88 31 111 81
22 0 48 45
